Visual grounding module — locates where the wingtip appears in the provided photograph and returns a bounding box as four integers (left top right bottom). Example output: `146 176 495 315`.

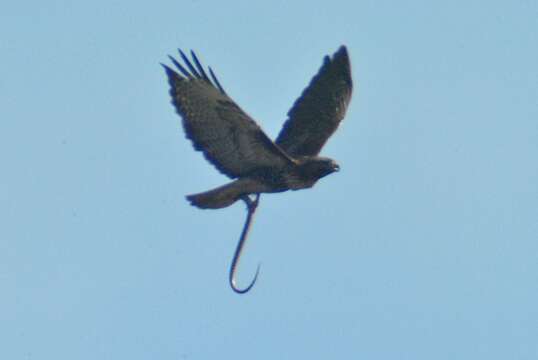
163 47 226 93
167 54 192 78
160 61 172 71
208 66 227 95
335 45 349 58
178 48 188 58
161 62 176 77
190 50 211 82
332 45 351 79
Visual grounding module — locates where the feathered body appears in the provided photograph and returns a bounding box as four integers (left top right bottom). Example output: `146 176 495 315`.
162 47 352 208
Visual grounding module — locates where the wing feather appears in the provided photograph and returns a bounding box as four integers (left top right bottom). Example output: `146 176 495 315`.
163 51 295 179
275 46 353 157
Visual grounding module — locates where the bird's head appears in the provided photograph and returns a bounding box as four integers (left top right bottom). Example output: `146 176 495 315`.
299 156 340 180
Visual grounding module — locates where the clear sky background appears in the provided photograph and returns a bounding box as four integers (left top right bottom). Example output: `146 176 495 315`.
1 0 537 359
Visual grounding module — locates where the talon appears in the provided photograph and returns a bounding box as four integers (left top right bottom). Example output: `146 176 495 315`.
241 194 259 211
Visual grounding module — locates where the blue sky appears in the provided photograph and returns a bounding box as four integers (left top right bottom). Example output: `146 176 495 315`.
1 0 537 359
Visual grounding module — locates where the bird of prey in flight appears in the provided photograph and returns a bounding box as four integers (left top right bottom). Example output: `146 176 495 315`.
162 46 352 293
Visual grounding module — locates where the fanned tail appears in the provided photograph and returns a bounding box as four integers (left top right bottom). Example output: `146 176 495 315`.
186 180 245 209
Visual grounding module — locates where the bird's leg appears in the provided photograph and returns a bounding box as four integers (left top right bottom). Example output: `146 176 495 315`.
240 194 260 212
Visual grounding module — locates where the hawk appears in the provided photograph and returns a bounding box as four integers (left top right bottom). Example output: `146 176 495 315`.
162 46 352 209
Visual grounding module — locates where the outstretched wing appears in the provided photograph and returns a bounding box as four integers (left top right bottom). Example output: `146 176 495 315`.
275 46 353 157
163 50 295 179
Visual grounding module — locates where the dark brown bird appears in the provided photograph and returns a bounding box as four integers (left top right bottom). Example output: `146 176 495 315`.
162 46 352 209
